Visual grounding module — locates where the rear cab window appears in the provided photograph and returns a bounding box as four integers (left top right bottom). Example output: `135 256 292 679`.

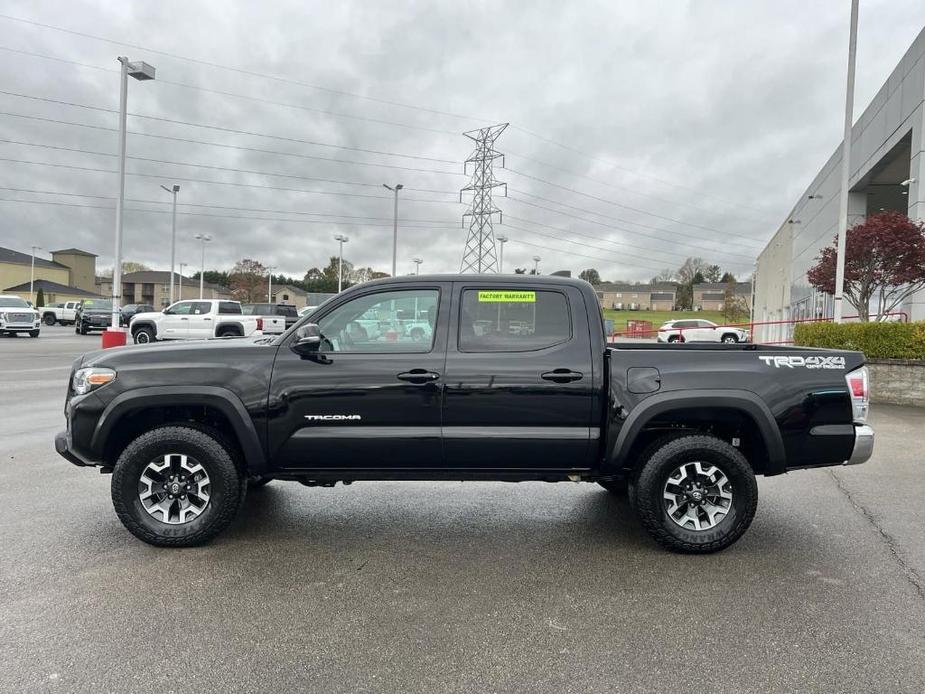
458 288 571 352
218 302 241 315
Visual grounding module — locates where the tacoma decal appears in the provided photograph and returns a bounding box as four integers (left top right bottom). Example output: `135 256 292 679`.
304 414 362 421
758 355 846 370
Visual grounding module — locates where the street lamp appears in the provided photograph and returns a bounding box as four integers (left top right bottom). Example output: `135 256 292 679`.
532 255 541 275
267 266 277 303
29 245 41 306
178 262 187 300
383 183 403 277
496 235 508 273
334 234 349 292
412 257 423 275
194 234 211 299
110 56 155 335
160 184 180 305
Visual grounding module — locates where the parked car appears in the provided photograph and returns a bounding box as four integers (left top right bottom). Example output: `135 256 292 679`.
129 299 260 343
0 294 40 337
120 303 154 327
241 303 299 333
56 275 872 553
75 299 113 335
657 319 749 344
41 300 79 326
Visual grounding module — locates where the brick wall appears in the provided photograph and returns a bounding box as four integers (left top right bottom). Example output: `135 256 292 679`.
867 359 925 407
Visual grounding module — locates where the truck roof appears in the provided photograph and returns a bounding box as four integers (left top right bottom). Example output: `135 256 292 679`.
357 274 591 288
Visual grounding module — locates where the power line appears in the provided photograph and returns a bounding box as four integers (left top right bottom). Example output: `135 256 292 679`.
0 157 462 204
505 148 771 224
0 195 461 228
507 166 766 242
506 192 759 260
0 138 459 195
0 90 457 163
0 45 461 137
0 13 494 124
0 111 465 176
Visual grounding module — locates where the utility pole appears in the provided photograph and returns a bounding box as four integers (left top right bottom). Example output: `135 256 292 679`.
460 123 508 273
334 234 349 292
194 233 211 299
834 0 859 323
161 184 180 305
496 235 508 273
383 184 402 276
412 257 423 275
532 255 541 275
178 262 187 301
267 266 277 303
30 245 41 305
111 57 155 333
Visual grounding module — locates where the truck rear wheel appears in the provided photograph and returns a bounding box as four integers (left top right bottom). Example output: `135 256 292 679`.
111 425 246 547
632 435 757 554
44 314 56 326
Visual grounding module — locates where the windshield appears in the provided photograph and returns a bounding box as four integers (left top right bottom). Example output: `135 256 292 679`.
81 300 113 312
0 297 30 308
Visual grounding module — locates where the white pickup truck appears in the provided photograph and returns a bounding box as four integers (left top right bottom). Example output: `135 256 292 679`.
129 299 260 344
41 301 79 326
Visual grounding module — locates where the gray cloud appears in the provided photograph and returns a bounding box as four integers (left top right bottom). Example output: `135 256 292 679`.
1 0 923 282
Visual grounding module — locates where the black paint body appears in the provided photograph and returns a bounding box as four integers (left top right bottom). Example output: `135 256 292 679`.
57 275 865 481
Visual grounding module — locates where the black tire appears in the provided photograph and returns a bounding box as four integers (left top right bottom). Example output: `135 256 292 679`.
111 425 246 547
29 330 39 338
597 479 628 495
78 324 88 335
43 314 56 326
247 476 273 489
632 435 757 554
721 334 738 344
667 335 682 343
217 328 242 338
133 326 156 344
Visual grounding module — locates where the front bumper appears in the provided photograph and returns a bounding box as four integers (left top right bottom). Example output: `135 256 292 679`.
55 430 92 467
846 424 875 465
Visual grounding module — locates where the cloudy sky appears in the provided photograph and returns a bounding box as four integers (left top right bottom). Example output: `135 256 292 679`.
1 0 924 282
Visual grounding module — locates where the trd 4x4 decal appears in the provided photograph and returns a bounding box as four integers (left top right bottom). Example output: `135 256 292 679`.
758 355 846 369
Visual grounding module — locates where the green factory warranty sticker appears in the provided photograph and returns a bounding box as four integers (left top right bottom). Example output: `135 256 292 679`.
477 290 536 303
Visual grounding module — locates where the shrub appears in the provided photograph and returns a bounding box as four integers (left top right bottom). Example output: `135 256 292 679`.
35 287 45 307
793 320 925 360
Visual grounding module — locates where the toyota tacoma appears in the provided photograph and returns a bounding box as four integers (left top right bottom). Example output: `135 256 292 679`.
55 275 873 552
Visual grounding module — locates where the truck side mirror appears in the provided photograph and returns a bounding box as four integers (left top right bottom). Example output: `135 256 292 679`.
292 323 322 355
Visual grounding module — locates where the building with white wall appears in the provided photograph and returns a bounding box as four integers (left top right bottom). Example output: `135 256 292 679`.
754 26 925 341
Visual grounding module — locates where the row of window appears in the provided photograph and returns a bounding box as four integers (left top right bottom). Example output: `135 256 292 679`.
314 288 571 354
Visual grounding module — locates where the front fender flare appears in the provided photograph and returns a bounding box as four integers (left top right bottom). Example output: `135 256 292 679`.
90 386 266 472
609 389 786 474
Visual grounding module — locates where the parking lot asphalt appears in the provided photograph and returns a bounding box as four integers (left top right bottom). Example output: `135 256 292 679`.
1 325 924 693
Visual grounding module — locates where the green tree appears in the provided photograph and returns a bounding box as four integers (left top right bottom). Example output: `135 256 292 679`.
705 264 722 283
578 268 602 285
35 287 45 307
720 271 736 283
675 257 707 310
513 267 527 274
722 276 749 323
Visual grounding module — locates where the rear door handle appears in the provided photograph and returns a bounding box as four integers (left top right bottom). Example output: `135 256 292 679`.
541 368 584 383
397 369 440 384
180 317 189 320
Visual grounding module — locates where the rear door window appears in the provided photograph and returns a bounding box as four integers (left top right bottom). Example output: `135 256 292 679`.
458 289 571 352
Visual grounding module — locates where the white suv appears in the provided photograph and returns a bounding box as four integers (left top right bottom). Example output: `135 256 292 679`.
657 319 749 344
0 295 41 337
129 300 260 343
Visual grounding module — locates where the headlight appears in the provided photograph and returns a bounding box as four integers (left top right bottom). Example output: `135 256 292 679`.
72 367 116 395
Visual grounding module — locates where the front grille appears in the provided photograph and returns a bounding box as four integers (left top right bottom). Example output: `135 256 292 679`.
9 313 33 322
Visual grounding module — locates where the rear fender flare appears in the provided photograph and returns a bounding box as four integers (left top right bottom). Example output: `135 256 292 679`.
609 389 785 474
90 386 266 472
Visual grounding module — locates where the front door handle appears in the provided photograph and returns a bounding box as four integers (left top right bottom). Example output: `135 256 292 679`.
541 368 584 383
397 369 440 384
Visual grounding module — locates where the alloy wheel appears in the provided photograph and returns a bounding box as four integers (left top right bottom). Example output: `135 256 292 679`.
138 453 211 525
662 461 733 531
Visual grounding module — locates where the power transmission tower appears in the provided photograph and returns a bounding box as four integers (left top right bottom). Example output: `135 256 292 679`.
460 123 508 273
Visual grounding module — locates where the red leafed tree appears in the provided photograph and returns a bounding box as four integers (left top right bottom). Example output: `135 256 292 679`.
228 258 268 302
807 211 925 321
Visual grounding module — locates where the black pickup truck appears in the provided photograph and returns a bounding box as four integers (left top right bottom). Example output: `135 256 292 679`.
55 275 873 552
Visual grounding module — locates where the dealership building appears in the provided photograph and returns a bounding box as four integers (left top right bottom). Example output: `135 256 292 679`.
754 27 925 342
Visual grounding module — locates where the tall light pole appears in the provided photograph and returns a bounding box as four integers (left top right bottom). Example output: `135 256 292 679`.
532 255 541 275
267 265 277 303
160 184 180 305
496 235 508 273
383 183 403 277
833 0 859 323
194 234 211 299
110 57 155 333
334 234 349 292
178 262 187 301
29 245 41 305
412 257 423 275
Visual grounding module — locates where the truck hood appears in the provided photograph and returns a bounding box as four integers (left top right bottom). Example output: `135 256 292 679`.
129 310 164 323
81 333 276 367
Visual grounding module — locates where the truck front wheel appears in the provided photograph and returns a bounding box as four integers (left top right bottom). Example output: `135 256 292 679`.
133 326 156 344
111 425 246 547
632 435 757 554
